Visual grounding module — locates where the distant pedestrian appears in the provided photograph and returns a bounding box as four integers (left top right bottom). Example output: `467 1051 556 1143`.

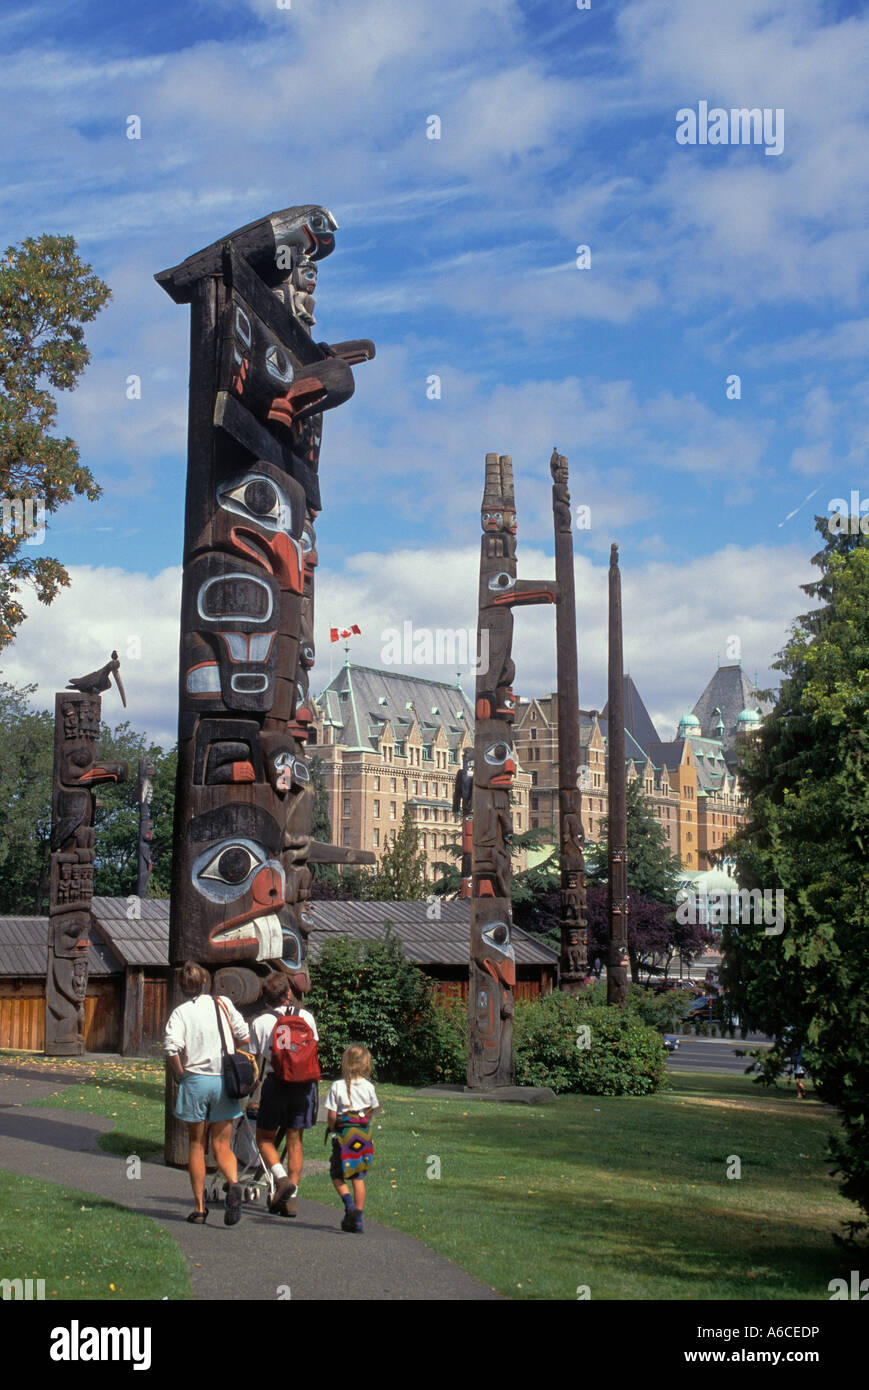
163 961 250 1226
325 1044 380 1233
251 972 320 1216
791 1046 807 1099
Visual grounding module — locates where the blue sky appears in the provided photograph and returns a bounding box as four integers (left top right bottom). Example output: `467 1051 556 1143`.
2 0 868 745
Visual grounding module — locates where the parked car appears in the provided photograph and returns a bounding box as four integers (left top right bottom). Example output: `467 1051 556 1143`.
686 995 718 1021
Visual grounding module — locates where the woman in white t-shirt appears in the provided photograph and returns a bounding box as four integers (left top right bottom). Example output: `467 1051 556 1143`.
324 1044 380 1234
163 961 250 1226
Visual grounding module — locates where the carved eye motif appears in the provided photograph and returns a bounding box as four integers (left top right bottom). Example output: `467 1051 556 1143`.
293 758 311 783
488 572 516 592
483 742 513 766
193 837 272 901
225 478 279 519
483 921 512 954
218 471 295 535
265 344 294 385
281 930 302 969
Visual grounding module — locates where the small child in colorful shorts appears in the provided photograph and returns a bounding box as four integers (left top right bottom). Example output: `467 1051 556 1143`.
325 1044 379 1233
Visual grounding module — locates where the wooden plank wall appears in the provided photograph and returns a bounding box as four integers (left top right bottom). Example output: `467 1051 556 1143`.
0 980 121 1052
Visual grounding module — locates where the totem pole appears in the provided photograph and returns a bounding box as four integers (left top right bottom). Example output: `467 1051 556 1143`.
137 758 155 900
156 206 375 1029
468 454 558 1088
45 657 128 1055
452 748 474 899
550 448 588 993
607 543 629 1004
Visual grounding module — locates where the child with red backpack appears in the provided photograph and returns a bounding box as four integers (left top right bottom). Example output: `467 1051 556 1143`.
251 972 320 1217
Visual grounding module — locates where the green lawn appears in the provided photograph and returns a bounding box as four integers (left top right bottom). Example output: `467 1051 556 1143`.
0 1169 191 1301
9 1050 858 1300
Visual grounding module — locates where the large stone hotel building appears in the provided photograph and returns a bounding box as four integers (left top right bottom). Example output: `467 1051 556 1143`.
311 661 767 878
310 663 532 881
514 664 766 872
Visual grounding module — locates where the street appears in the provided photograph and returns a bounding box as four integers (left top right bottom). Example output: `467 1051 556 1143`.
666 1032 773 1075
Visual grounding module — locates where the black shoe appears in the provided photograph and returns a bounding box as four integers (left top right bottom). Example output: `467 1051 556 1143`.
224 1183 242 1226
341 1205 358 1232
268 1176 293 1213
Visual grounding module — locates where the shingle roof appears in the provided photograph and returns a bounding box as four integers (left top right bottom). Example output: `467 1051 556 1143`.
0 915 122 977
315 665 473 754
0 897 558 974
599 676 660 755
691 664 771 758
90 897 174 967
305 900 558 967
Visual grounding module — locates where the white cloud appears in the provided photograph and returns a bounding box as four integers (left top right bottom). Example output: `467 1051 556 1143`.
0 537 811 752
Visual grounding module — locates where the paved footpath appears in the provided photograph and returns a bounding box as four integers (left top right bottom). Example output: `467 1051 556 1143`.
0 1065 500 1301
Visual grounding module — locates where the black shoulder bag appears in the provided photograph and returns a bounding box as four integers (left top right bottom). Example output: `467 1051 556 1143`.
213 997 257 1100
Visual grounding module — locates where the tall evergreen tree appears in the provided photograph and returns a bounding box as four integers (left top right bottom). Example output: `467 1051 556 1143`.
373 803 429 900
722 516 869 1241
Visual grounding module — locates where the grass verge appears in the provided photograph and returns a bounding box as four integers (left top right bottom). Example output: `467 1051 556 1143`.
0 1169 191 1301
6 1052 859 1301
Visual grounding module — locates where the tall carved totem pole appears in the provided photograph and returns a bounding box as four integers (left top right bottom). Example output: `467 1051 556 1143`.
550 449 588 993
137 758 155 900
468 454 558 1087
45 655 128 1055
607 543 629 1004
156 206 374 1027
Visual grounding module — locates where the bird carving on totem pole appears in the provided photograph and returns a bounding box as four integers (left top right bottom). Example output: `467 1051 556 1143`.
66 651 126 707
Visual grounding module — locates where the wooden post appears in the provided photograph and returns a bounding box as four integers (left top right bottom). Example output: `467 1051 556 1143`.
607 544 630 1004
121 965 145 1057
550 449 588 992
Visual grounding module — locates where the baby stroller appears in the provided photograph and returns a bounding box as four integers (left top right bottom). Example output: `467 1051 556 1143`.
203 1102 287 1205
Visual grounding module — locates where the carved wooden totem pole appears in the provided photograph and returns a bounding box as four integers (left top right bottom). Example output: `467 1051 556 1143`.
607 543 630 1004
45 658 128 1055
156 207 374 1026
137 758 155 899
468 454 558 1088
452 749 474 899
550 449 588 993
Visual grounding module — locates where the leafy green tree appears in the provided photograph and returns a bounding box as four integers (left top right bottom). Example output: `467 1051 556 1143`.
91 725 175 898
0 681 176 907
0 235 111 646
0 679 54 912
587 776 682 906
146 746 176 897
722 517 869 1241
371 803 429 900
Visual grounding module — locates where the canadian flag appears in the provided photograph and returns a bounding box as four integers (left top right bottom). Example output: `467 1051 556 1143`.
330 624 361 643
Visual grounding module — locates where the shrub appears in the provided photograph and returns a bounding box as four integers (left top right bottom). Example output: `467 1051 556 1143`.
305 926 466 1085
514 991 668 1096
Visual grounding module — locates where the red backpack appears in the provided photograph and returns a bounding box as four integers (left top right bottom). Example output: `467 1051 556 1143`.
270 1007 321 1084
